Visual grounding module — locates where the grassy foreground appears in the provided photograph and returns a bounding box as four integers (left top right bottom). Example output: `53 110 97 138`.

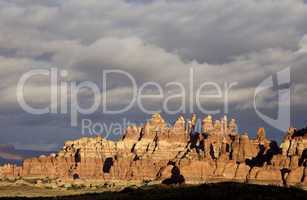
0 182 306 200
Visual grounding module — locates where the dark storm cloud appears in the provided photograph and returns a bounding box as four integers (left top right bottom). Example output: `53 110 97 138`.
0 0 307 150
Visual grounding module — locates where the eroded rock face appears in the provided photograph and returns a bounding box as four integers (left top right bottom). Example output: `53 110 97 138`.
0 164 21 177
1 114 307 187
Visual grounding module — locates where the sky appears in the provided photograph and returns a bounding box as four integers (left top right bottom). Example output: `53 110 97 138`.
0 0 307 151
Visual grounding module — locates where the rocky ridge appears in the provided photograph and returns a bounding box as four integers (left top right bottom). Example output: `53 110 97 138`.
0 114 307 188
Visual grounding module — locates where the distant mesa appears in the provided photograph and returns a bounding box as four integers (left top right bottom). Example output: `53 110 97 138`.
0 144 53 165
0 114 307 188
0 144 24 164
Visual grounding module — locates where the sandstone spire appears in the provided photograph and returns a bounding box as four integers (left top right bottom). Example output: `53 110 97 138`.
202 115 213 133
143 113 166 139
256 127 268 145
228 118 238 136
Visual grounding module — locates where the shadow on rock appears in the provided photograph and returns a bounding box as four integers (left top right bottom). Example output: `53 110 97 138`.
162 165 185 185
246 141 280 168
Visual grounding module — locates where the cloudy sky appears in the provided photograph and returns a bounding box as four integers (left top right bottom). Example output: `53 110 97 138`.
1 0 307 151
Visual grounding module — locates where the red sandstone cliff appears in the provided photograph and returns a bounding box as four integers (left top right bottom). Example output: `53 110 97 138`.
0 114 306 187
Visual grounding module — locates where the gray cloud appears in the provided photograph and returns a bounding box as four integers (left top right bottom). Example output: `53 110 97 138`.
0 0 307 150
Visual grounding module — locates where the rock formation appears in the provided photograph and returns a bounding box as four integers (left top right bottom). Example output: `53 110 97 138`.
0 114 307 187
